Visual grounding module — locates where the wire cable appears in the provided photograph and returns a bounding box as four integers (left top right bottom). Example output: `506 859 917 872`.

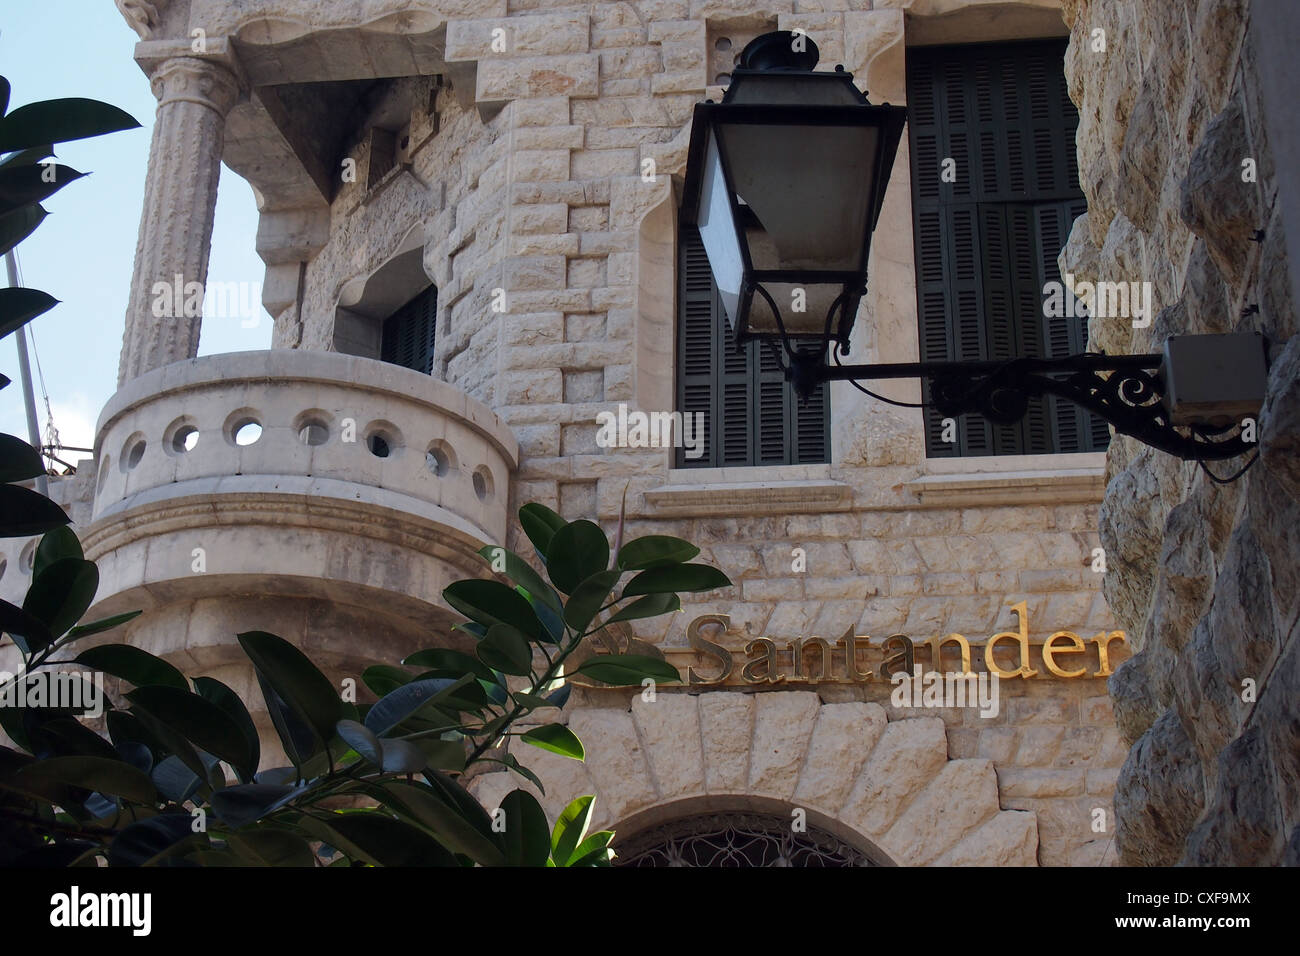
1198 452 1259 484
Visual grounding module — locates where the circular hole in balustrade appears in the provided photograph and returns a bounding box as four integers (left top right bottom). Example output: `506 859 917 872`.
172 426 199 453
472 466 494 502
233 420 262 446
369 434 391 458
299 422 329 446
96 456 111 493
0 557 7 582
363 422 402 460
715 36 732 51
425 439 457 478
19 539 36 574
715 73 731 85
121 435 146 472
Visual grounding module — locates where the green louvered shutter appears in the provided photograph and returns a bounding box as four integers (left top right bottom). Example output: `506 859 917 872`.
676 228 829 467
381 285 438 375
909 40 1108 456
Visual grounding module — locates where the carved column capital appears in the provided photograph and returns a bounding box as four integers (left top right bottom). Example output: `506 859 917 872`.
148 57 241 117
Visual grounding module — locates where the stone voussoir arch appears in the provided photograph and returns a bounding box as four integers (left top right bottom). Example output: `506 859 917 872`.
469 690 1040 866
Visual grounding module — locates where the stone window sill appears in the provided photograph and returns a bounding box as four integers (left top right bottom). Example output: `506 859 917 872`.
907 452 1106 508
646 465 852 516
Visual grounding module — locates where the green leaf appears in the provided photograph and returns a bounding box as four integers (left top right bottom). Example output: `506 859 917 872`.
521 723 585 761
551 794 594 866
226 828 315 867
616 535 701 570
500 753 545 794
237 630 343 747
63 609 143 641
364 675 472 737
622 563 732 597
0 203 46 257
476 623 533 676
518 502 567 559
605 591 681 624
0 432 45 481
22 556 97 639
414 737 466 773
16 754 156 804
0 163 84 214
545 520 610 594
511 691 556 710
476 545 563 613
0 287 57 341
443 579 545 641
0 482 68 537
575 654 681 686
379 738 428 773
209 783 304 829
0 78 8 117
0 144 53 170
564 570 620 633
75 644 188 691
499 789 551 867
403 648 495 682
33 526 82 576
336 719 383 766
567 829 616 866
382 780 505 866
126 685 257 782
0 97 140 152
302 811 459 867
193 676 260 782
108 814 201 866
29 715 119 761
361 664 413 697
257 672 317 769
0 597 52 653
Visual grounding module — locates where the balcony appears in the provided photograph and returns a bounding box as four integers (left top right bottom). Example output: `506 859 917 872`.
77 349 518 682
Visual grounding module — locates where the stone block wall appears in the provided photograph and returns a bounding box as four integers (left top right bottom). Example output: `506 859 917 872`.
1059 0 1298 864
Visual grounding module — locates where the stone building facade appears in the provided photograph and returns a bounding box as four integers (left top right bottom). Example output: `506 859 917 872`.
18 0 1290 866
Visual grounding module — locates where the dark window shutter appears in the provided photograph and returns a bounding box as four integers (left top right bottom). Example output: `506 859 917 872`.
676 228 829 467
381 285 438 375
909 40 1108 458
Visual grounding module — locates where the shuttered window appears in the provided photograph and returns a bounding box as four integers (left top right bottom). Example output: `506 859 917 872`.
676 227 829 468
380 285 438 375
908 40 1109 457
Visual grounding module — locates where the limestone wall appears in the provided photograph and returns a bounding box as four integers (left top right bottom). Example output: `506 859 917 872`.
1059 0 1298 864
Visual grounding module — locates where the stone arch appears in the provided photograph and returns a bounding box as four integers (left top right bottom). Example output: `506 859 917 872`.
469 690 1040 866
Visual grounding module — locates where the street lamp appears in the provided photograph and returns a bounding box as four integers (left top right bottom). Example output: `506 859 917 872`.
681 31 1268 464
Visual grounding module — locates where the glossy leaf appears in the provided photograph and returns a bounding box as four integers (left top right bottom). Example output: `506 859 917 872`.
545 520 609 594
604 591 681 624
126 685 257 782
0 144 52 170
22 556 98 639
616 535 700 570
0 97 140 152
361 664 413 697
63 609 142 641
336 719 382 766
476 544 563 612
209 783 303 829
521 723 585 761
567 829 617 866
0 163 84 213
29 716 119 761
550 794 594 866
575 654 681 686
622 563 732 597
403 647 495 682
499 789 551 867
302 811 458 867
75 643 188 691
226 828 315 867
237 630 343 747
16 755 156 804
257 672 318 770
476 623 532 676
0 203 45 257
0 483 67 537
563 570 620 633
382 780 505 866
500 753 545 794
151 755 203 804
108 814 199 867
518 502 566 559
0 597 52 653
443 579 545 642
364 675 471 737
193 676 260 782
0 432 45 481
379 738 428 774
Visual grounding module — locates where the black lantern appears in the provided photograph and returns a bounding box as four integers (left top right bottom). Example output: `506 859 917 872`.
680 31 906 365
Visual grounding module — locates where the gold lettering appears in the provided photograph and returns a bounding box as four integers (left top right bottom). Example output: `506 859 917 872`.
1042 631 1087 678
983 601 1039 679
1090 630 1127 677
789 637 831 682
837 627 873 681
687 614 734 685
879 634 914 680
928 632 971 674
742 638 784 684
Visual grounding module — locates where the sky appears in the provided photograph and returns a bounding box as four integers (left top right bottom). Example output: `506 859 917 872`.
0 3 272 468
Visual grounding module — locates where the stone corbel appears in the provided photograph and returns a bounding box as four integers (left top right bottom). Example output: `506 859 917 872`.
116 0 171 39
844 9 907 105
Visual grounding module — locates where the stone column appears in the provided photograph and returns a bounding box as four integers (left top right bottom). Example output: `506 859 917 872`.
117 57 240 386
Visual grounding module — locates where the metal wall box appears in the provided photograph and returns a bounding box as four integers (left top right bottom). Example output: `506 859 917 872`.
1161 332 1268 425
